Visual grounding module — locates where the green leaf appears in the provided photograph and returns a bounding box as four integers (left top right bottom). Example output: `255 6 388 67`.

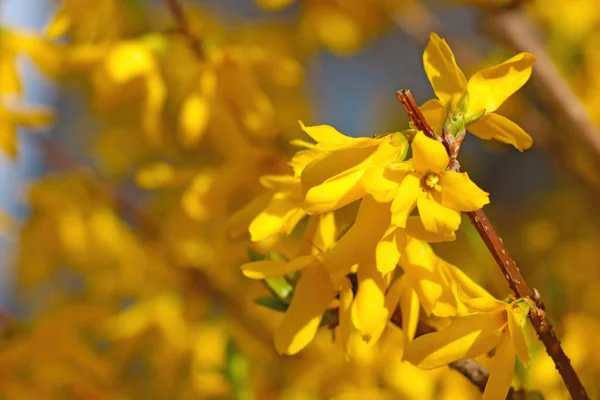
264 276 294 301
254 296 289 312
225 340 253 400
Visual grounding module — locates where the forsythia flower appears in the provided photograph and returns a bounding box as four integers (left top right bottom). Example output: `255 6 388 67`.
404 296 530 400
364 131 489 236
421 33 535 151
240 213 337 355
232 175 306 242
299 122 408 214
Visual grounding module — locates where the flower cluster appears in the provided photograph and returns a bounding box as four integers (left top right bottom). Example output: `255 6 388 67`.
237 33 536 399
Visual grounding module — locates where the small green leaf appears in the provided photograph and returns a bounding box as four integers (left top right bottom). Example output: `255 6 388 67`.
247 248 264 262
264 276 294 301
254 296 289 312
225 340 253 400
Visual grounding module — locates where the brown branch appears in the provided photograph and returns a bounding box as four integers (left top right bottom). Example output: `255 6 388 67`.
164 0 204 57
397 90 589 400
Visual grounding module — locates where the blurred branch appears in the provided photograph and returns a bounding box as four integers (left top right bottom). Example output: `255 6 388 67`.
164 0 204 57
483 8 600 159
398 90 588 400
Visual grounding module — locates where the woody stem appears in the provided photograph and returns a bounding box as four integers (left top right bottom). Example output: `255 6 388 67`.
397 89 589 400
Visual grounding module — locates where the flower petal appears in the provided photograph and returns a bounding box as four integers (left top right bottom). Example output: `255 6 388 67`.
468 113 533 151
351 261 389 345
375 226 404 274
439 171 489 212
417 195 461 236
420 98 446 137
423 33 467 107
482 331 517 400
324 196 391 284
303 167 366 213
411 131 449 173
403 311 507 369
312 212 337 252
406 216 456 243
337 277 354 353
275 263 335 355
241 254 316 279
249 193 306 241
390 173 420 227
466 52 536 116
362 164 409 203
399 276 420 343
299 121 378 150
465 297 508 313
507 306 530 367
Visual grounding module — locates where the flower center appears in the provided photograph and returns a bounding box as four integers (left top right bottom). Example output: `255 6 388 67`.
422 172 442 192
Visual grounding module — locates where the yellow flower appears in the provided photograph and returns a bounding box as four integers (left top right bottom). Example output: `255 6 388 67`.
0 102 55 158
230 175 306 242
89 39 166 144
404 296 530 400
240 213 338 355
421 33 535 151
299 122 408 214
365 131 489 236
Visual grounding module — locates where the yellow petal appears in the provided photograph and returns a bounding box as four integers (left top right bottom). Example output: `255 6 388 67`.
417 195 461 236
337 277 354 353
468 113 533 151
465 297 508 313
12 112 52 132
301 146 374 199
390 173 420 227
403 310 506 369
229 192 271 238
401 237 444 316
0 53 21 94
105 42 155 83
260 175 300 193
507 306 530 367
46 8 71 38
275 263 335 355
241 254 315 279
406 216 456 243
143 72 165 145
179 94 210 148
423 33 467 107
249 193 305 241
299 121 378 151
420 98 446 137
482 330 517 400
375 225 405 274
466 52 536 116
351 260 389 345
0 119 17 158
411 131 449 173
312 212 337 251
304 167 366 213
442 261 492 300
324 196 391 284
362 164 409 203
399 276 420 343
439 171 489 211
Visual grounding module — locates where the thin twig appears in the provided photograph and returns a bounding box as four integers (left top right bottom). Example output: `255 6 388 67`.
164 0 204 57
397 90 589 399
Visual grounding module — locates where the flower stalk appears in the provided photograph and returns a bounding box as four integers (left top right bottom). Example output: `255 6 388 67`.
397 89 589 400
